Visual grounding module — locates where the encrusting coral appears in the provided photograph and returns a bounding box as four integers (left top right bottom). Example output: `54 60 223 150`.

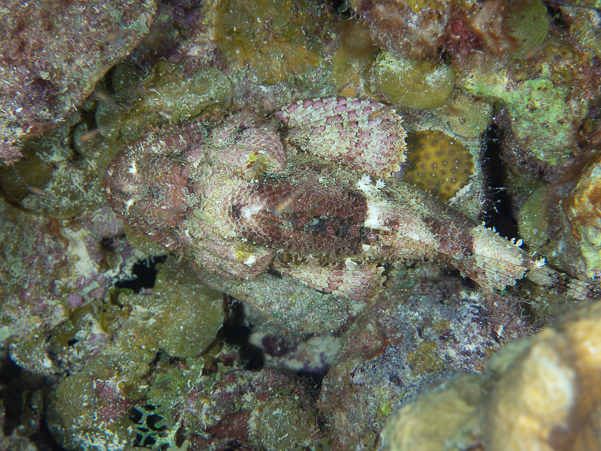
404 129 475 202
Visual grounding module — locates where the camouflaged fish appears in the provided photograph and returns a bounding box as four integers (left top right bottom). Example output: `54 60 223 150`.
105 97 599 302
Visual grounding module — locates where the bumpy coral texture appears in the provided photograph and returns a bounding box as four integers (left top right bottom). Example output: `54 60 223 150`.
105 97 600 302
404 130 475 202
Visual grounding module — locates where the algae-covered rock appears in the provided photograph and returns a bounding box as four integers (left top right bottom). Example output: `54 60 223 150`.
504 0 551 58
118 256 224 358
348 0 452 59
517 186 554 253
565 155 601 282
250 395 320 450
135 361 324 450
46 257 224 450
0 116 106 218
517 157 601 283
384 301 601 451
566 6 601 60
0 0 157 166
436 92 493 138
124 223 169 257
47 374 137 451
215 0 329 85
463 63 587 166
371 52 455 109
319 281 531 450
194 265 366 335
96 62 232 143
332 20 379 97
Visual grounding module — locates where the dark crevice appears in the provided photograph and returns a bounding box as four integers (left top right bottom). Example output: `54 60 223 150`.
220 299 264 371
329 0 351 16
104 65 118 94
114 256 168 293
0 354 66 450
482 125 518 240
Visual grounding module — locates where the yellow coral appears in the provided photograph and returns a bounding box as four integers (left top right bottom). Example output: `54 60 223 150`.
404 130 475 202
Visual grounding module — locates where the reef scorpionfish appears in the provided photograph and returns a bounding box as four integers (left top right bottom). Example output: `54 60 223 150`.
105 97 599 302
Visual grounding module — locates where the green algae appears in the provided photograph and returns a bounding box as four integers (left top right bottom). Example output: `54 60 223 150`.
505 0 550 58
214 0 328 85
96 62 232 143
118 257 224 359
436 92 493 138
463 64 583 166
371 52 455 109
407 341 445 374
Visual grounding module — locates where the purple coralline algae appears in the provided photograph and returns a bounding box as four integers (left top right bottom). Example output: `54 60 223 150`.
0 199 131 375
0 0 157 166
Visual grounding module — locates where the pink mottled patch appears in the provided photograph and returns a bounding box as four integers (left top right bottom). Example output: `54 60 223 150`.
272 97 407 178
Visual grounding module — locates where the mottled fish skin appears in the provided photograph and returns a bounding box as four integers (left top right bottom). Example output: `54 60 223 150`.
105 98 600 302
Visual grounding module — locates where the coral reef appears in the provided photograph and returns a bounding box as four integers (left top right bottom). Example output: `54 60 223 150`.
518 154 601 284
462 63 582 166
96 62 232 143
46 256 224 450
0 198 130 373
384 300 601 451
214 0 330 86
349 0 550 62
134 360 324 450
2 0 601 449
0 0 157 166
0 115 108 218
348 0 452 59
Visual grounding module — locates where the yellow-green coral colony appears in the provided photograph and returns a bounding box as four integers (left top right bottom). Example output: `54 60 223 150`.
404 130 475 202
371 52 455 109
214 0 326 85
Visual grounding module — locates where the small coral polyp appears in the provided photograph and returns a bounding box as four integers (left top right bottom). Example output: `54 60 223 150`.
404 130 475 202
105 97 600 302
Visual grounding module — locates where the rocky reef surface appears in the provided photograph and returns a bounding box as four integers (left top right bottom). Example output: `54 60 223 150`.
1 0 601 450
